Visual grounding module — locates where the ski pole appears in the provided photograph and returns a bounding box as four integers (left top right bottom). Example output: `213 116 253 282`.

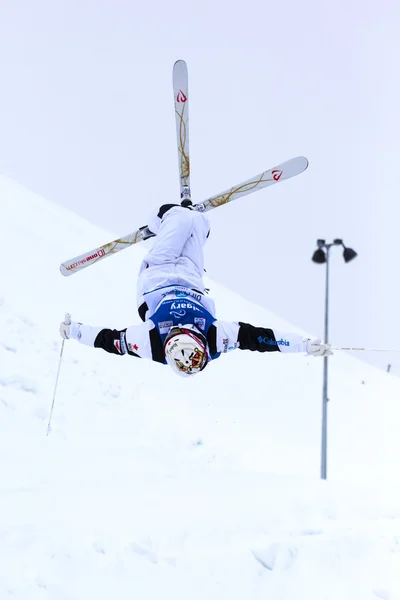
46 313 71 436
331 346 400 353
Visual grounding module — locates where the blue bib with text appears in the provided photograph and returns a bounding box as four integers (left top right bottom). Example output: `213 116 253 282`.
151 291 220 363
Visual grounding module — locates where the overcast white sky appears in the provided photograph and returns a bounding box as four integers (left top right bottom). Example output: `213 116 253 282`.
1 0 400 374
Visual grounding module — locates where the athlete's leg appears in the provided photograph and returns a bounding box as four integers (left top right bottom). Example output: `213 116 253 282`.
144 206 209 271
136 206 210 319
145 207 194 265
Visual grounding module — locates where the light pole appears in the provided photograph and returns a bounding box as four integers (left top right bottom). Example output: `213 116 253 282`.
311 239 357 480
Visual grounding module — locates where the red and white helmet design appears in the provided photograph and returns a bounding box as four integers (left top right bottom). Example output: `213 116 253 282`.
164 325 208 377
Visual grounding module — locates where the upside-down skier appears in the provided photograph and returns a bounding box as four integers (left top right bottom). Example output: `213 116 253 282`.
60 203 332 377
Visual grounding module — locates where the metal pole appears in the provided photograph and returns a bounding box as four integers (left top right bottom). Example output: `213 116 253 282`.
46 312 71 436
46 340 65 436
321 245 330 480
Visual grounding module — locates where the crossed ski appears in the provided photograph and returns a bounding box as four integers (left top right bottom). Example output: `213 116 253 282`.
60 61 308 277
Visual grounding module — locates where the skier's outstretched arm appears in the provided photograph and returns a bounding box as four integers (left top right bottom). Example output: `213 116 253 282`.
60 319 156 359
211 321 332 357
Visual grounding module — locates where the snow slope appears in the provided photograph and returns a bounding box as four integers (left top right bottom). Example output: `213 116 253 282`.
1 175 399 599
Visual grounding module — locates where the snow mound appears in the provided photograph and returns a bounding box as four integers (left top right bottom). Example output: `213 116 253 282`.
1 175 399 599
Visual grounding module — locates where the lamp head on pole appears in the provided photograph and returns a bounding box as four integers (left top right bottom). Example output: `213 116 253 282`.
343 246 357 263
312 248 326 264
312 239 357 264
334 239 358 263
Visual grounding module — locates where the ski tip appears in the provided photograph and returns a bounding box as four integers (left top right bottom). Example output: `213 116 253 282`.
59 263 72 277
173 59 188 72
273 156 309 179
287 156 309 173
299 156 309 170
301 156 309 169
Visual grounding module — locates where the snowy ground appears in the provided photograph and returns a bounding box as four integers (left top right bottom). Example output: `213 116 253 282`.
1 175 400 598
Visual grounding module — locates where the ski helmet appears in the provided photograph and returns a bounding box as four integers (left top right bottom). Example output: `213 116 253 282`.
164 325 208 377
